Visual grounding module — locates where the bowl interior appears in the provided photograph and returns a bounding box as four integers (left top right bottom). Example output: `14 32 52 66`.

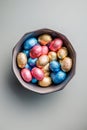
12 29 76 94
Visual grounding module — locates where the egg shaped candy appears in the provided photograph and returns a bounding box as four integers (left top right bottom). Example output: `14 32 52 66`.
49 38 63 51
49 60 60 72
44 71 50 77
17 52 27 68
28 58 37 67
38 77 52 87
23 38 37 50
25 64 32 70
23 50 30 57
51 70 67 84
48 51 57 61
57 47 68 59
42 63 50 72
30 45 42 58
42 46 49 55
60 57 72 72
31 67 44 80
38 34 52 45
21 68 32 82
31 78 38 84
36 55 49 68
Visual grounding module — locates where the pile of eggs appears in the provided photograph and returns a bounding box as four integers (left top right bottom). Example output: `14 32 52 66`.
16 34 72 87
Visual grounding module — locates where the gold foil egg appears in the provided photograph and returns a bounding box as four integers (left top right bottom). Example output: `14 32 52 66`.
42 63 50 72
36 55 49 68
60 57 72 72
57 47 68 59
42 63 50 77
17 52 27 68
38 34 52 45
38 77 52 87
48 51 57 61
44 71 50 77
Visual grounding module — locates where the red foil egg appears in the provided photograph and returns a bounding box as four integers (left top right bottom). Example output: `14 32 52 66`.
30 45 42 58
49 38 63 51
42 46 49 55
31 67 44 80
21 68 32 82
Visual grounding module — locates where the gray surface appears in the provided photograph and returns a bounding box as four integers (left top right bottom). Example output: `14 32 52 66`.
0 0 87 130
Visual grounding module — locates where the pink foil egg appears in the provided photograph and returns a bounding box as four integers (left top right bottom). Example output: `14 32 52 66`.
49 38 63 51
42 46 49 55
21 68 32 82
31 67 44 80
30 45 42 58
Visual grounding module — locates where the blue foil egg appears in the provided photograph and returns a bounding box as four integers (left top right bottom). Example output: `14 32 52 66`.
28 58 37 67
49 61 60 72
51 70 67 84
23 38 38 50
25 64 32 70
23 50 30 57
31 78 38 84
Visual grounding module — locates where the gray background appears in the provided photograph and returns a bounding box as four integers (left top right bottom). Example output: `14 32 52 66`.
0 0 87 130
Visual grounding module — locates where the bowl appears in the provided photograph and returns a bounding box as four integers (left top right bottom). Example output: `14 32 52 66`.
12 28 76 94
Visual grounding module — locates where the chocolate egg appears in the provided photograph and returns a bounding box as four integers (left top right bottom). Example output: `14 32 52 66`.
38 34 52 45
23 50 29 57
23 38 37 50
28 57 37 67
57 47 68 59
38 77 52 87
21 68 32 82
17 52 27 68
60 57 72 72
36 60 42 68
30 45 42 58
49 38 63 51
49 60 60 72
42 63 50 77
44 71 50 77
31 78 38 84
25 63 32 70
51 70 66 84
36 55 49 68
42 63 50 72
42 46 49 55
48 51 57 61
31 67 44 80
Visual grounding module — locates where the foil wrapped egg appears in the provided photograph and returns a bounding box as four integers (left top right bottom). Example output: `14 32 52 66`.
49 60 60 72
23 50 29 57
23 38 37 50
42 46 49 55
17 52 27 68
38 34 52 45
49 38 63 51
31 78 38 84
44 71 50 77
28 57 37 67
42 63 50 72
25 63 32 70
31 67 44 80
60 57 72 72
57 47 68 59
51 70 67 84
38 77 52 87
42 63 50 77
36 55 49 68
21 68 32 82
30 45 42 58
48 51 57 61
